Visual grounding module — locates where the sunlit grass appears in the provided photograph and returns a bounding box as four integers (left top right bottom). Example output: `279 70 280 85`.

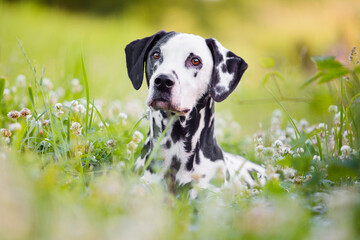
0 1 360 239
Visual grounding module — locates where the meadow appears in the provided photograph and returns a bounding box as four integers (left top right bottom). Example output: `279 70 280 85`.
0 1 360 239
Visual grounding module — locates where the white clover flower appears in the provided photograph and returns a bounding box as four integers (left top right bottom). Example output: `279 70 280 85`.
11 86 17 93
54 103 64 117
132 130 144 143
254 137 263 146
56 87 65 97
127 140 138 152
313 155 321 161
71 78 80 85
71 78 82 93
20 108 31 117
267 165 279 180
273 140 283 148
70 122 82 136
333 112 343 126
107 139 115 147
49 91 58 105
283 167 296 178
263 147 274 157
298 147 305 153
9 123 21 131
75 104 86 114
71 100 78 107
317 123 326 131
118 112 128 120
3 88 11 101
16 74 26 86
328 105 338 113
340 145 352 160
42 78 53 90
0 128 11 138
7 110 21 119
98 122 109 130
42 120 50 126
281 146 292 155
55 103 62 111
255 144 264 153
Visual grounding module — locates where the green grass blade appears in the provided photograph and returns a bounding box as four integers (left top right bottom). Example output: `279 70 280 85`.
81 50 90 136
143 114 177 172
338 78 344 154
316 134 323 161
28 86 37 116
0 77 5 99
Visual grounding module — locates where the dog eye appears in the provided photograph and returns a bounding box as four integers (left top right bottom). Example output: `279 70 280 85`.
191 57 201 66
152 52 161 60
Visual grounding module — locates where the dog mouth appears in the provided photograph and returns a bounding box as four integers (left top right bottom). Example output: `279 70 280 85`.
148 98 190 115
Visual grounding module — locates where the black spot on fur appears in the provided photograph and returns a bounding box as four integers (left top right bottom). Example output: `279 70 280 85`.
226 51 237 58
165 140 171 149
171 120 184 143
145 32 177 84
160 110 168 119
221 63 227 73
199 97 224 161
172 70 179 80
194 72 198 77
171 156 181 171
206 38 223 66
186 154 194 171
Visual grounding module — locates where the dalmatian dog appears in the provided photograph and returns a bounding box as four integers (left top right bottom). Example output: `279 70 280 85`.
125 31 266 196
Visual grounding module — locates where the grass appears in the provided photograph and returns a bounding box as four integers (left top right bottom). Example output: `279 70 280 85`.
1 2 360 240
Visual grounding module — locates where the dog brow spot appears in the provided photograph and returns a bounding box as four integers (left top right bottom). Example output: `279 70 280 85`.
172 70 179 80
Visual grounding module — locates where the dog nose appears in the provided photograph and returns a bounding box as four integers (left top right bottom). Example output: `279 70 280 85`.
154 74 175 91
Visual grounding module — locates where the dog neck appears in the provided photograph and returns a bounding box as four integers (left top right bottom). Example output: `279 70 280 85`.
141 93 224 173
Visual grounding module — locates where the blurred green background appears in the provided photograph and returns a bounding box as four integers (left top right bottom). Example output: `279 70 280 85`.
1 0 359 134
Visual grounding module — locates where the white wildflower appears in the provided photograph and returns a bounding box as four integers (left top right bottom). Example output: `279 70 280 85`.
3 88 11 101
132 130 144 143
340 145 352 160
71 78 82 93
9 123 22 131
127 140 138 153
313 155 321 161
70 122 82 136
16 74 26 86
107 139 115 147
49 91 58 105
255 144 264 153
55 103 62 111
263 147 274 157
42 78 53 90
7 110 21 119
98 122 109 130
273 139 283 148
283 167 296 179
0 128 12 138
56 87 65 97
328 105 338 113
20 108 31 117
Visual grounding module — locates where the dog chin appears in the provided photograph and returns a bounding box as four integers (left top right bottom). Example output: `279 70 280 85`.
148 100 189 115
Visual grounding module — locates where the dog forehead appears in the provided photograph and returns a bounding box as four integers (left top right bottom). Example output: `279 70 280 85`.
160 33 211 58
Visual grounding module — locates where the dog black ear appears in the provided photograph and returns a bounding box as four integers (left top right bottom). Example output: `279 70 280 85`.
205 38 248 102
125 30 167 90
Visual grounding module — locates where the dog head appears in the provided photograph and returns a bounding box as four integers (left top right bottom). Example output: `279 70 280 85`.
125 31 248 115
